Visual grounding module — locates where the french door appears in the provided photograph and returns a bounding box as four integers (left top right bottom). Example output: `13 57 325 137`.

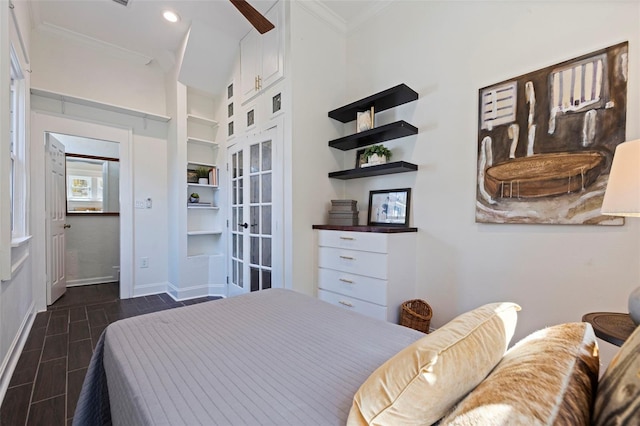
227 127 281 296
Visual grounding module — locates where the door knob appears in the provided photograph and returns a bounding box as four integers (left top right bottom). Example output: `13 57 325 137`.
238 223 249 229
63 224 71 229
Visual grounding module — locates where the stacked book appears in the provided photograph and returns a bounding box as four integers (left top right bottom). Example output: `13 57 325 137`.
328 200 359 226
208 167 218 186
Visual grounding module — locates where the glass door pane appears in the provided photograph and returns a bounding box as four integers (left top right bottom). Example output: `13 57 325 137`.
228 149 245 296
246 139 273 292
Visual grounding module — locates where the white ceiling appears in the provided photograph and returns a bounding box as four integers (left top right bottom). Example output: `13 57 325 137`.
29 0 372 69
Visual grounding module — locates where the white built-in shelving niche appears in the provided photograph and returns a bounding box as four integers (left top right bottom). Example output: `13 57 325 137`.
186 87 221 259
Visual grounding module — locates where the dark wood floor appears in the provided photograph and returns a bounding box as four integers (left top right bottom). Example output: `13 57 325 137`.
0 282 220 426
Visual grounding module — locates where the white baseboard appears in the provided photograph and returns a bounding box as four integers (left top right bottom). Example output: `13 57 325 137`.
167 282 226 301
208 284 227 299
132 281 169 298
0 302 37 404
67 276 118 287
127 282 225 300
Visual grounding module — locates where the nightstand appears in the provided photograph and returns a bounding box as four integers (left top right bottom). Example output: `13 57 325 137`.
582 312 637 347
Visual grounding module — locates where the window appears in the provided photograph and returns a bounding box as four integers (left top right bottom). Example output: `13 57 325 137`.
66 155 119 214
10 77 16 233
9 45 26 240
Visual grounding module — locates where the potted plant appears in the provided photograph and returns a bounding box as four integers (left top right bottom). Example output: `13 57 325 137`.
363 144 392 166
195 167 210 185
189 192 200 203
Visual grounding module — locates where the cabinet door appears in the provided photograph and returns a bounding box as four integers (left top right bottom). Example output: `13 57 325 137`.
260 2 284 90
240 30 259 102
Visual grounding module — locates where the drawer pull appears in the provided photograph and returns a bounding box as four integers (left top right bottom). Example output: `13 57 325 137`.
339 300 354 307
339 236 355 240
339 278 354 284
339 255 354 260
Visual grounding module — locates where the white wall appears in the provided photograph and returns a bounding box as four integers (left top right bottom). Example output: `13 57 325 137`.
165 48 183 291
30 29 167 116
29 29 171 299
65 215 120 286
341 1 640 366
288 2 348 295
57 134 120 158
131 133 170 295
0 245 34 402
0 0 35 402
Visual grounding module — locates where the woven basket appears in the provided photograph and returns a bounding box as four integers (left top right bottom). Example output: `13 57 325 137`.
400 299 433 333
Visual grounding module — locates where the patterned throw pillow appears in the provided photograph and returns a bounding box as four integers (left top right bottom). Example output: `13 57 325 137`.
347 302 520 426
440 322 599 426
593 322 640 425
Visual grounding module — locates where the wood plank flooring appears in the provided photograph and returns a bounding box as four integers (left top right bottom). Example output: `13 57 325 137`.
0 283 220 425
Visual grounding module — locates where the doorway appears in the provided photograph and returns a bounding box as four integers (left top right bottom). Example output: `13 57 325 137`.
31 112 133 310
46 132 121 305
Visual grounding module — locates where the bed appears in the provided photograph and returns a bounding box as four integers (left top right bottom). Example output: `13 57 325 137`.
73 289 424 425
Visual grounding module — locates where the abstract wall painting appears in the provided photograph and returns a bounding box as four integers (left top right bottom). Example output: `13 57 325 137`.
476 42 628 225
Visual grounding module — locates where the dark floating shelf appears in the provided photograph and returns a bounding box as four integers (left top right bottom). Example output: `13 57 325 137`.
312 224 418 233
328 161 418 180
328 84 419 123
328 121 418 151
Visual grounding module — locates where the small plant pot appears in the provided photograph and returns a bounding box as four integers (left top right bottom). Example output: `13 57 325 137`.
366 154 388 166
198 178 209 185
189 197 199 203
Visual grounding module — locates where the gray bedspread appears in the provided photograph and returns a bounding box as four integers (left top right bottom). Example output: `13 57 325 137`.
74 289 424 425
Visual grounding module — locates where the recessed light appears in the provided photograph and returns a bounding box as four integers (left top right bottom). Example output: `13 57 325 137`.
163 10 180 23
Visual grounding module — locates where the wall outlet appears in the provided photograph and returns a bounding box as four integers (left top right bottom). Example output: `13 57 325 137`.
135 200 145 209
140 257 149 268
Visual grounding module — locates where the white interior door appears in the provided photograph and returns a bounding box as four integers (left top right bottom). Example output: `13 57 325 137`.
46 134 67 304
228 128 281 297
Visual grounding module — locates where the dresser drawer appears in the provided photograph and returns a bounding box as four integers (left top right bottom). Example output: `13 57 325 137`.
318 247 388 280
318 289 387 321
318 230 388 253
318 268 387 306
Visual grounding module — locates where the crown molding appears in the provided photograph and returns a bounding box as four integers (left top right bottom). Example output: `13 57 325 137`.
36 21 153 66
296 0 347 35
295 0 396 36
346 0 395 34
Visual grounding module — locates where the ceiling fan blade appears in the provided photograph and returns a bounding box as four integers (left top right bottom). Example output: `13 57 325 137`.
230 0 275 34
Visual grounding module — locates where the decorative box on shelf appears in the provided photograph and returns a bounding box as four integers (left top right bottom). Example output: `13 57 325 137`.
327 199 359 226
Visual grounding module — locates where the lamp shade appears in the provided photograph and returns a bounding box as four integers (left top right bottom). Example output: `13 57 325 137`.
601 139 640 217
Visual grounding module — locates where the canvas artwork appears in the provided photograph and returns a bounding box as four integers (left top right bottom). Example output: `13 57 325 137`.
476 42 628 225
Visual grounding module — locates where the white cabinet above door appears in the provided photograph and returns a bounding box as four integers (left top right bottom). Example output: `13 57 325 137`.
240 1 284 104
240 30 260 103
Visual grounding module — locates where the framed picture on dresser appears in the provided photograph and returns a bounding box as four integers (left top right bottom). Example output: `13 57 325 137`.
367 188 411 227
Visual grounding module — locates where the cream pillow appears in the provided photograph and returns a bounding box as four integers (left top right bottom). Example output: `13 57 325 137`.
440 322 599 426
593 322 640 425
347 302 520 425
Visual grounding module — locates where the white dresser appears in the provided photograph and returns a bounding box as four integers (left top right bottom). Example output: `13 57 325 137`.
314 227 417 323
